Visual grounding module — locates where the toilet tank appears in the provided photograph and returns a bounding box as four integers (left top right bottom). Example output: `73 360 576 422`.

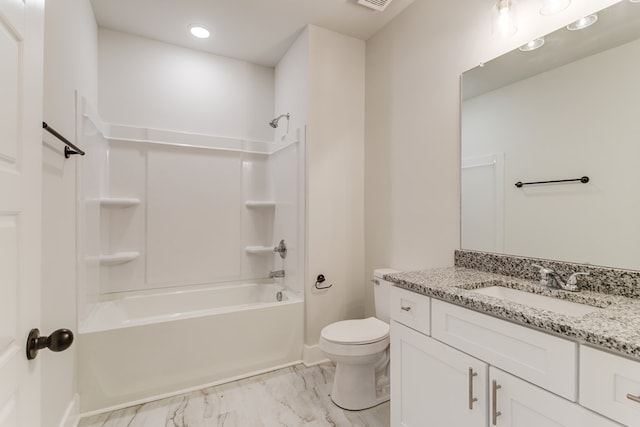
373 268 400 323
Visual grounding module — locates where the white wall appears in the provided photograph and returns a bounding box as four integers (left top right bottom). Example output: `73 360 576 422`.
307 26 366 347
98 29 275 142
275 28 310 141
364 0 618 315
462 37 640 269
274 25 366 353
42 0 99 425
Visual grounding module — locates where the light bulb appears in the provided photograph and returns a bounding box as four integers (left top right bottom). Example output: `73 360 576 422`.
519 37 545 51
495 0 517 37
566 14 598 31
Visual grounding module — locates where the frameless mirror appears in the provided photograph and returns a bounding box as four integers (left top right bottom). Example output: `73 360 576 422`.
461 0 640 270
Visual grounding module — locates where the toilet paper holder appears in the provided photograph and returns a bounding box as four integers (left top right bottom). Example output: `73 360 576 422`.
314 274 333 290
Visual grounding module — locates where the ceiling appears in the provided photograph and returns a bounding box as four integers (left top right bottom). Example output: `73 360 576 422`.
90 0 415 67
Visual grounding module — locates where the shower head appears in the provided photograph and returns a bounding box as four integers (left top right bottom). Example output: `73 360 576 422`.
269 113 290 129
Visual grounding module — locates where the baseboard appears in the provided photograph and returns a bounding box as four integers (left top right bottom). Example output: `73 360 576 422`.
59 394 80 427
302 344 330 367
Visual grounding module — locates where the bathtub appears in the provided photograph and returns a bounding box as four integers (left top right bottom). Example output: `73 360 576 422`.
78 282 303 413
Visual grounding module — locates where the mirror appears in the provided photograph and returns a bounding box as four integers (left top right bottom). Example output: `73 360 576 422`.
461 0 640 271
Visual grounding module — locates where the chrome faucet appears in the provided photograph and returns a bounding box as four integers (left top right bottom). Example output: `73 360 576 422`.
269 269 285 279
532 264 589 292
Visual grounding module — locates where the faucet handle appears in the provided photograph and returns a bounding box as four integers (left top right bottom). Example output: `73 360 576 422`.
532 264 553 286
566 272 589 286
532 264 553 274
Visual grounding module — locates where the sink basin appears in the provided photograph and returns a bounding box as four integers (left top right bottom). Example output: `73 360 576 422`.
469 286 600 317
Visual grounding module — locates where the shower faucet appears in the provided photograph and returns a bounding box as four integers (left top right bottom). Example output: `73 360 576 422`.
274 239 287 259
269 113 290 129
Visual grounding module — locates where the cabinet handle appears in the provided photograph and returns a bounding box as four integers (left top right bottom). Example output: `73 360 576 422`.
401 306 412 312
492 380 502 425
468 368 478 410
628 393 640 404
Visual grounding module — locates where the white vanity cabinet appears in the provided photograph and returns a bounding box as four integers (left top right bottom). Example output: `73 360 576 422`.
491 367 621 427
580 345 640 427
391 321 488 426
390 290 624 427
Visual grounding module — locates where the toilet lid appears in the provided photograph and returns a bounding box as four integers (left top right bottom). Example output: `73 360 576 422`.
321 317 389 345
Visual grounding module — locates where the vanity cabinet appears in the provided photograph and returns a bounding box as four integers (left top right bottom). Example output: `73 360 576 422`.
390 292 623 427
580 345 640 427
431 299 577 400
390 321 488 426
491 367 620 427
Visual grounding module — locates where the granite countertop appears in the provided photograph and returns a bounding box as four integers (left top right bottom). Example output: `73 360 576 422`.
385 267 640 359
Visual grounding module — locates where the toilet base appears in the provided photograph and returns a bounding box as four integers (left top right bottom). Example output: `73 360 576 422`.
329 358 390 411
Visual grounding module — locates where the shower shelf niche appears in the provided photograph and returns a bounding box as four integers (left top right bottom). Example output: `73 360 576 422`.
99 251 140 266
245 201 276 209
245 246 275 256
99 197 141 208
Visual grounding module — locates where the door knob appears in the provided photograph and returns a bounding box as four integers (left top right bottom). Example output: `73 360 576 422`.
26 328 74 360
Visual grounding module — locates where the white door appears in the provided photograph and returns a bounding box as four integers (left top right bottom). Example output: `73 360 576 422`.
490 368 621 427
0 0 44 426
391 321 488 427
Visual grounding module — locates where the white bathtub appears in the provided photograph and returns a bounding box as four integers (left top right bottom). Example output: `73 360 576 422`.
78 283 303 412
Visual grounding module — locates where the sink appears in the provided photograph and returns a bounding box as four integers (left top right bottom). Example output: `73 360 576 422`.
469 286 600 317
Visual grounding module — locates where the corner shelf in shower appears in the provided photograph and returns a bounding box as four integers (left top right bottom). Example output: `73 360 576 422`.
99 251 140 266
245 246 275 256
245 201 276 209
100 197 141 208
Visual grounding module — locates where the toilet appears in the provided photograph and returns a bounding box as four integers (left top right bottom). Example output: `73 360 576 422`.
319 268 397 410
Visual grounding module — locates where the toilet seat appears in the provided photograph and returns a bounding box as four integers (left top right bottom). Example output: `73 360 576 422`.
321 317 389 345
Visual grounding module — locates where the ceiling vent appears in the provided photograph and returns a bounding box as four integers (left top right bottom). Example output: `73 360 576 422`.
357 0 394 12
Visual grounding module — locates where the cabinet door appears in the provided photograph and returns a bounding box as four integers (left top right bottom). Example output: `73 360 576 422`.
490 368 621 427
391 321 488 427
580 345 640 427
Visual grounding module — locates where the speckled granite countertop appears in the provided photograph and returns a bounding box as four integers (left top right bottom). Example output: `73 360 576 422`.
385 267 640 359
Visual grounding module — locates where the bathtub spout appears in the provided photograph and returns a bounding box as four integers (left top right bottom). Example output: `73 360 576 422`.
269 270 285 279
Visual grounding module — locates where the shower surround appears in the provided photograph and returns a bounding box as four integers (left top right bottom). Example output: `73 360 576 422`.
76 99 305 412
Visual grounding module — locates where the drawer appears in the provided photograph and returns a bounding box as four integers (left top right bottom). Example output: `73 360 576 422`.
431 299 577 401
580 345 640 427
390 286 430 335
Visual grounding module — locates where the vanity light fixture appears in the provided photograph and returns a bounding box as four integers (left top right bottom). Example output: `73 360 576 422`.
519 37 545 51
540 0 571 15
189 25 210 39
566 14 598 31
494 0 517 37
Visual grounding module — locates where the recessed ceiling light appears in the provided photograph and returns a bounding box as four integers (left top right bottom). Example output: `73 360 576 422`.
189 25 210 39
566 14 598 31
540 0 571 16
519 37 545 51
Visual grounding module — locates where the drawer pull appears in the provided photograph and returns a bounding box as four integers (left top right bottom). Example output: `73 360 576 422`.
468 368 478 410
401 306 412 312
492 380 502 425
628 393 640 404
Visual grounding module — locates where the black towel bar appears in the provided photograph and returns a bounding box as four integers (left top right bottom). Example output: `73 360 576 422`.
515 176 589 188
42 122 85 158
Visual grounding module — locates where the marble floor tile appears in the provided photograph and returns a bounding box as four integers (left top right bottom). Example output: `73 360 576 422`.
79 363 390 427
